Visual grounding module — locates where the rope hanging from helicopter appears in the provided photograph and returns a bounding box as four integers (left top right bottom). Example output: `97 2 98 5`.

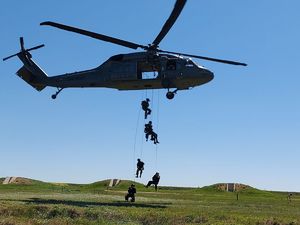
132 89 148 180
146 72 160 170
132 92 144 180
132 71 161 179
154 89 160 171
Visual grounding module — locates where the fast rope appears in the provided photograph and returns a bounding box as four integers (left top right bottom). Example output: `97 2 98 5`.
133 92 143 180
132 71 161 178
155 89 160 171
132 89 148 179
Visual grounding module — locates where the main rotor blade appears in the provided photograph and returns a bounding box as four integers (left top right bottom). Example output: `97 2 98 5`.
152 0 187 47
40 21 147 50
26 44 45 52
158 50 247 66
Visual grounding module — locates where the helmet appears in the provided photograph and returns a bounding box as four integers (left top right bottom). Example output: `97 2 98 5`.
149 121 152 124
146 98 150 101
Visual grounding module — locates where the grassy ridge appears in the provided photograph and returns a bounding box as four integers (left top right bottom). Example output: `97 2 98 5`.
0 178 299 225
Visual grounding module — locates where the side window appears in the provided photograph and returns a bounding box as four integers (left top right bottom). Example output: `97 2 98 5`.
166 60 176 70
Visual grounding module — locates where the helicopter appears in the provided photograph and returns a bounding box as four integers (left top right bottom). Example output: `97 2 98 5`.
3 0 246 100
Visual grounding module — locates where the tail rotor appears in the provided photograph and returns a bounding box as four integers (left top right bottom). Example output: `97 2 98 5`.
20 37 25 52
3 37 44 61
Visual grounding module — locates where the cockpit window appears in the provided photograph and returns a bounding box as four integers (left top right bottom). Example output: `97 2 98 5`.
166 60 176 70
185 60 194 67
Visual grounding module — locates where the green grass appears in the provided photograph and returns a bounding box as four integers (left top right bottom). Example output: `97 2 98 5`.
0 179 299 225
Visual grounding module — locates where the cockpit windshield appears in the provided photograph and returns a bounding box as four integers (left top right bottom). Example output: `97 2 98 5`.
185 59 194 67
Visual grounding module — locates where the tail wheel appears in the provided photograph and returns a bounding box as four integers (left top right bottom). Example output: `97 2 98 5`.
51 87 63 100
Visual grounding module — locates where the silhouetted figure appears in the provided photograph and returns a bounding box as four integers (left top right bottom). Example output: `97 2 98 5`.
141 98 151 119
150 131 159 144
287 193 293 203
136 158 145 178
125 184 136 202
145 172 160 191
144 121 153 141
144 121 159 144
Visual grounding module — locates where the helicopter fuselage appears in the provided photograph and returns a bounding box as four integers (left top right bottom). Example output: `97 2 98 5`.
45 52 214 91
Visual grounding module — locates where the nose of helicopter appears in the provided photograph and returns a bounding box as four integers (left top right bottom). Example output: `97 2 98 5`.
202 68 214 83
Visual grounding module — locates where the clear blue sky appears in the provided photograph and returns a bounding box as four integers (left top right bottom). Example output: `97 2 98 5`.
1 1 299 192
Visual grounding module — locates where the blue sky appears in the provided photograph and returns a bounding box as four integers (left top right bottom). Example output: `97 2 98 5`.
1 1 299 192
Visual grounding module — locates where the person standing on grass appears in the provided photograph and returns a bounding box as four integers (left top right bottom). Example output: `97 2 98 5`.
287 193 293 203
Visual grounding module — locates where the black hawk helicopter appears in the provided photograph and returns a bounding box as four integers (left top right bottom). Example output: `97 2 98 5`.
3 0 246 100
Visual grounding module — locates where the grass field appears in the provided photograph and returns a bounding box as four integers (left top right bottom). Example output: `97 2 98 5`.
0 178 299 225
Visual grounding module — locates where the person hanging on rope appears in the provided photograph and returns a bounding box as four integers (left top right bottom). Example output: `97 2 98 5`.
145 172 160 191
144 121 159 144
136 158 145 178
144 121 153 141
141 98 151 119
151 131 159 144
125 184 136 202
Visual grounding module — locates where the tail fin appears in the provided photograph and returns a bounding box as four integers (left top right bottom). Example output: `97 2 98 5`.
16 66 46 91
3 37 47 91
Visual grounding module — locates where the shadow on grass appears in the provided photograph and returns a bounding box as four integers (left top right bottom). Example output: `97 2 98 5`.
21 198 170 209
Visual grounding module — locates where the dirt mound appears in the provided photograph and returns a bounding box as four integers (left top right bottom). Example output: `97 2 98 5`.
13 177 34 185
214 183 250 192
2 177 35 185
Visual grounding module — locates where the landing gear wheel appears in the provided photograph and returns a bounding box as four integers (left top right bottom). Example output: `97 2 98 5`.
51 88 64 100
166 92 175 100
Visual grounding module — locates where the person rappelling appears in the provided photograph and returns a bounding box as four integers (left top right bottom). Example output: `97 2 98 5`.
144 121 159 144
145 172 160 191
136 158 144 178
141 98 151 119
